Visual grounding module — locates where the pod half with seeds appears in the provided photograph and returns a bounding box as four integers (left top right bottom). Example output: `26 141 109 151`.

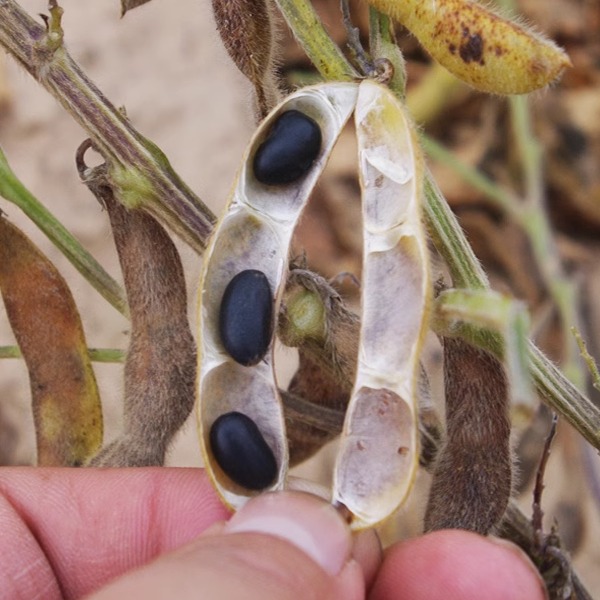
197 83 359 509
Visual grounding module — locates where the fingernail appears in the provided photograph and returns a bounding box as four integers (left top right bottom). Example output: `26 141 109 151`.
224 491 352 575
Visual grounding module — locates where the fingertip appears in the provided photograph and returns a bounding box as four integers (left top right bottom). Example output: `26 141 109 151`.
224 491 352 575
370 530 547 600
352 528 382 589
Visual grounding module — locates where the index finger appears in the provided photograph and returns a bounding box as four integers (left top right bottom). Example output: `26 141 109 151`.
0 467 229 599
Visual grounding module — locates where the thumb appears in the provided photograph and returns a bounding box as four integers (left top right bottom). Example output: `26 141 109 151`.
87 491 368 600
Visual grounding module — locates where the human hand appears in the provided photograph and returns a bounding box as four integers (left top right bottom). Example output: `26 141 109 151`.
0 468 546 599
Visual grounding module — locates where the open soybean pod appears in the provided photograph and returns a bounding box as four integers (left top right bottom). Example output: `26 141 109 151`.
197 83 359 510
333 80 431 529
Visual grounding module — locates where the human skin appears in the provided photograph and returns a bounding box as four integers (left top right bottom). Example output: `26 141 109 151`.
0 467 546 599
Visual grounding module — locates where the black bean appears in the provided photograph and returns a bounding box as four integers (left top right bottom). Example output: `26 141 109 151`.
210 411 278 490
253 110 322 185
219 269 273 366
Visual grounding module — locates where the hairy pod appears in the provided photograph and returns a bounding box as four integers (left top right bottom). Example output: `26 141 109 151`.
424 336 512 534
211 0 281 118
197 83 359 509
80 164 196 468
368 0 570 94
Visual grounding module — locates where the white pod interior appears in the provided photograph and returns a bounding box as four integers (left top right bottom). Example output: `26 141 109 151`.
333 80 431 529
197 83 359 510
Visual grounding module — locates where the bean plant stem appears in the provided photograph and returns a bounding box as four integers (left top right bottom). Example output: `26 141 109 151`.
509 95 585 388
0 146 128 316
273 0 358 81
0 0 215 252
367 7 407 95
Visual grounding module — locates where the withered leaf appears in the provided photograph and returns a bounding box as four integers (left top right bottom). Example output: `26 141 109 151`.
0 214 102 466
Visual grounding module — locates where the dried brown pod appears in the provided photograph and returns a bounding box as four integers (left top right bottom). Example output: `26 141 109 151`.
78 152 195 467
424 336 512 534
0 213 102 466
211 0 281 119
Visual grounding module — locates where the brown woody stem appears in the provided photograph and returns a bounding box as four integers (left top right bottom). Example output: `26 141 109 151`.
0 0 216 251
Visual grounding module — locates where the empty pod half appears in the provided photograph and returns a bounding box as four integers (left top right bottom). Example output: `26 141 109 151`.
333 80 431 529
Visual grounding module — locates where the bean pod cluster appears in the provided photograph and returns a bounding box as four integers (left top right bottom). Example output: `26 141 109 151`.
197 81 430 528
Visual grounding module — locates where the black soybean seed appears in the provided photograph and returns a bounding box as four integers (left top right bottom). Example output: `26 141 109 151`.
219 269 273 366
210 411 278 490
253 109 322 185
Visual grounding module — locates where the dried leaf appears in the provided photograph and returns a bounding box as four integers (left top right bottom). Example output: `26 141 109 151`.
0 214 102 466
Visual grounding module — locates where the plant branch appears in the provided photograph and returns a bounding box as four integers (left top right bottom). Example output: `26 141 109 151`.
0 145 128 316
422 172 600 449
509 95 585 389
273 0 358 82
0 0 216 252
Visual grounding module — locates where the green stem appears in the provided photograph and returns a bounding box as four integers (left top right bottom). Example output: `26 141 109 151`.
0 345 125 362
274 0 358 82
423 174 489 290
0 146 128 316
0 0 215 252
509 95 585 388
423 173 600 449
422 135 522 222
368 7 407 96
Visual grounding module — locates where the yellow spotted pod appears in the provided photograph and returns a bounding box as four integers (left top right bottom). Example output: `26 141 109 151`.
367 0 571 94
